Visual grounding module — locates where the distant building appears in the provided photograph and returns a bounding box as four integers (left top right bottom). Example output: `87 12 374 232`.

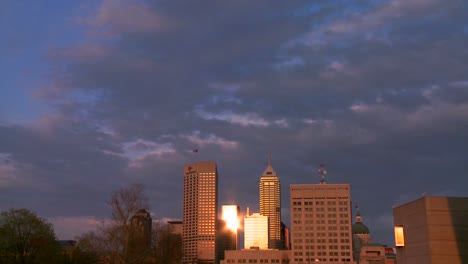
358 243 385 264
281 221 291 250
384 247 397 264
57 240 77 258
244 210 269 250
183 161 218 264
129 209 152 246
128 209 152 261
259 158 282 249
220 249 292 264
393 196 468 264
167 220 183 235
352 210 371 262
290 183 355 263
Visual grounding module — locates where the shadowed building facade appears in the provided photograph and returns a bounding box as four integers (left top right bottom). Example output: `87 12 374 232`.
259 160 281 249
128 209 152 261
183 161 218 264
393 196 468 264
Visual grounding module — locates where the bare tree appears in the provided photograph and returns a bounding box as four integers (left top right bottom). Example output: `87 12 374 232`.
152 222 182 264
108 183 149 263
76 183 151 264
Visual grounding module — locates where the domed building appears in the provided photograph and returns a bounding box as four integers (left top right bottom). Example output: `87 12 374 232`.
352 209 371 262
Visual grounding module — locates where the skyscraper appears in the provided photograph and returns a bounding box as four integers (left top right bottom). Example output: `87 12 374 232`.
259 159 281 249
290 183 354 263
183 161 218 264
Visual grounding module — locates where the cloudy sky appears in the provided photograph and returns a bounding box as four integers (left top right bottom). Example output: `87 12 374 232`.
1 0 467 246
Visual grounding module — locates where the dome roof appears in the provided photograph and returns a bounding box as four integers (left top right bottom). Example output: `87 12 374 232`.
352 222 370 234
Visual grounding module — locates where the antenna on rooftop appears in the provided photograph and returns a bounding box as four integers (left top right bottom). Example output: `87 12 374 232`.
319 163 327 184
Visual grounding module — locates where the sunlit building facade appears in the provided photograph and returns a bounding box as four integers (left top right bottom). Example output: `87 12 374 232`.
259 160 281 249
183 161 218 264
221 205 240 249
290 183 354 263
216 205 240 263
244 212 269 249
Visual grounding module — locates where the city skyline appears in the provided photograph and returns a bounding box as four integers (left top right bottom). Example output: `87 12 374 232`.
1 0 468 249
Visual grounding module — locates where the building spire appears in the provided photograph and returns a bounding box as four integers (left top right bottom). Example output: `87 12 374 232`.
262 152 277 176
355 202 362 223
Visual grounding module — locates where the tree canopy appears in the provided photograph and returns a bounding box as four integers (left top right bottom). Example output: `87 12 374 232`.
0 208 59 264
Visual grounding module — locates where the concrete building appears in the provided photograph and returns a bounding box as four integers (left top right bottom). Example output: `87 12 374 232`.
393 196 468 264
358 244 385 264
244 211 269 250
259 159 282 249
220 249 292 264
183 161 218 264
354 244 396 264
290 183 355 263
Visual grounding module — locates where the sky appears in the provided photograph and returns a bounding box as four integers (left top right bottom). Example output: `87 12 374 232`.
1 0 467 246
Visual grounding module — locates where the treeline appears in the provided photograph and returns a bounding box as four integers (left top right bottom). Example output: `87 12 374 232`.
0 184 182 264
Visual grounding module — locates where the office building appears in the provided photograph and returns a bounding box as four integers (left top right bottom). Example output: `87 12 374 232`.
244 210 269 250
259 159 281 249
290 183 355 263
183 161 218 264
393 196 468 264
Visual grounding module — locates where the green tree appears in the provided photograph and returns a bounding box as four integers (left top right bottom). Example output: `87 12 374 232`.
0 208 60 264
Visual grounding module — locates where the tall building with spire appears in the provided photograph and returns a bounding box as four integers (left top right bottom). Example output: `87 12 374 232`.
183 161 218 264
259 157 281 249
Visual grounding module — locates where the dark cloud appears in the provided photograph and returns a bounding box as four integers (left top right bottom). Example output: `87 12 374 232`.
1 0 468 245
